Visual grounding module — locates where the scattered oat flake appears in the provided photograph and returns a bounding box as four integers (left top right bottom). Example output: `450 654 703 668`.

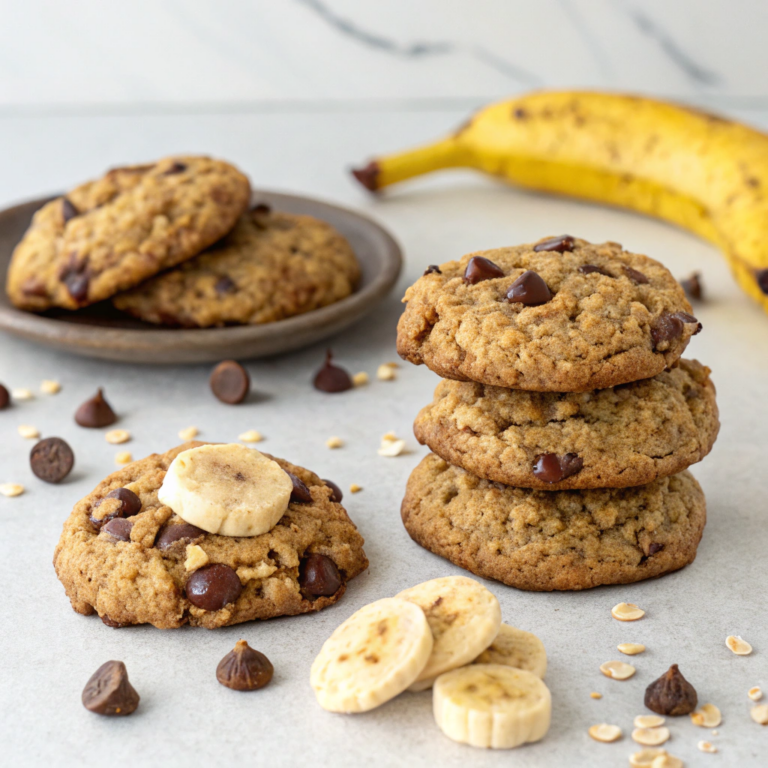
634 715 665 729
611 602 645 621
17 425 40 439
0 483 24 497
11 388 33 401
632 727 670 746
590 692 602 699
105 429 130 445
378 437 407 457
751 704 768 725
349 483 362 494
40 379 61 394
376 363 396 381
238 430 262 443
352 371 369 386
726 635 752 655
115 452 132 465
178 426 199 441
749 686 763 702
697 741 717 753
600 660 636 680
588 723 622 743
691 703 721 728
619 643 646 655
629 748 668 767
326 436 344 449
651 756 683 768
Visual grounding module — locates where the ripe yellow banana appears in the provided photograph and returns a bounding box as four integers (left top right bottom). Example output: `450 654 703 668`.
353 90 768 314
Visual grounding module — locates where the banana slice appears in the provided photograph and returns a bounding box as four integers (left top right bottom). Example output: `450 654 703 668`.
473 624 547 679
158 443 292 537
310 597 434 713
396 575 502 690
433 664 551 749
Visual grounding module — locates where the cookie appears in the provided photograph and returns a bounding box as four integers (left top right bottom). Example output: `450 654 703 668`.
414 359 719 490
53 443 368 629
401 454 705 591
397 237 701 391
112 206 360 327
6 156 251 311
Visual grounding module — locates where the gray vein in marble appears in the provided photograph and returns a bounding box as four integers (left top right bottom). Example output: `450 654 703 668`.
555 0 613 79
296 0 542 85
626 7 721 86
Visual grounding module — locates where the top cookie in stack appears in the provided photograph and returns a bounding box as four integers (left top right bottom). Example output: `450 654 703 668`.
398 236 718 590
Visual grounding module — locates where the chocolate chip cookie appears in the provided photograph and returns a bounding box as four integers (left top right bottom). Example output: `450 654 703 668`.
397 237 701 391
401 453 705 591
414 359 718 490
53 443 368 629
6 156 251 311
112 206 360 327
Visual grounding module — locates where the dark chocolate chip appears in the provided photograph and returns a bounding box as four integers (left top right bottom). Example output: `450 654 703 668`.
463 256 504 285
186 564 243 611
20 278 48 298
82 660 140 716
0 384 9 410
533 235 575 253
210 360 250 405
313 350 353 393
216 640 274 691
672 311 702 333
506 270 552 306
323 479 343 503
154 522 206 550
100 615 129 629
29 437 74 483
164 161 187 174
644 664 698 716
578 264 613 277
103 517 133 542
286 470 312 503
680 272 703 301
251 203 271 215
532 453 584 483
624 266 650 284
63 271 90 304
423 264 442 276
651 312 701 350
75 388 117 428
215 276 237 295
299 553 342 599
61 197 79 223
648 542 664 556
757 268 768 295
106 487 142 517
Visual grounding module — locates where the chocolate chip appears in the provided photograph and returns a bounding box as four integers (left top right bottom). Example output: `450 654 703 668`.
103 517 133 541
82 661 140 716
651 312 701 350
286 470 312 503
20 278 48 298
313 350 353 393
423 264 442 276
29 437 74 483
323 479 343 503
100 615 129 629
215 276 236 295
216 640 274 691
186 564 242 611
164 161 187 174
299 553 342 599
0 384 9 410
533 453 584 483
75 388 117 428
648 542 664 555
672 311 702 333
106 487 142 517
463 256 504 285
757 268 768 294
681 272 703 301
533 235 575 252
578 264 612 277
154 522 206 550
350 161 380 192
644 664 698 716
61 197 78 223
251 203 271 215
506 270 552 306
63 271 90 304
210 360 250 404
624 266 650 284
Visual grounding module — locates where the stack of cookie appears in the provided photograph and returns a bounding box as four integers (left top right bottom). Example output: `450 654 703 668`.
6 155 360 327
397 236 718 591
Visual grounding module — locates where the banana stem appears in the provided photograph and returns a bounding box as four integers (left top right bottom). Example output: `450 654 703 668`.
352 138 473 191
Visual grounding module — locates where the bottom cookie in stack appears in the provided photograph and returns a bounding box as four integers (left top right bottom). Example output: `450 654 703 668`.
401 454 706 592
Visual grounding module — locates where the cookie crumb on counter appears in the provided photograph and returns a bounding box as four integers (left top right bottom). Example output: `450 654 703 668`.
40 379 61 395
349 483 363 494
352 371 369 386
178 426 199 441
12 388 34 401
611 602 645 621
590 692 602 699
238 430 263 443
326 436 344 449
105 429 130 445
115 452 132 465
18 425 40 439
0 483 24 497
588 724 621 743
377 363 397 381
726 635 752 655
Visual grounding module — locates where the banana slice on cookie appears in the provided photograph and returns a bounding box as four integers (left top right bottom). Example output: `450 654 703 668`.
310 597 434 713
396 575 502 691
473 624 547 679
433 664 551 749
158 443 292 537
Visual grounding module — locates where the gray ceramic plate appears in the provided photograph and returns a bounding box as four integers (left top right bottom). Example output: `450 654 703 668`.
0 191 402 364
